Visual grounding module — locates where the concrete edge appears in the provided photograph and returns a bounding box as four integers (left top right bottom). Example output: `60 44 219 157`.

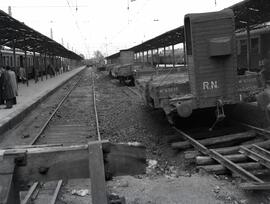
0 67 86 135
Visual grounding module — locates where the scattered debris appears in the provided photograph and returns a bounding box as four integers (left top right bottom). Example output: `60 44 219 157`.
71 189 89 197
213 186 220 194
116 180 129 188
22 133 30 139
239 199 248 204
146 159 158 174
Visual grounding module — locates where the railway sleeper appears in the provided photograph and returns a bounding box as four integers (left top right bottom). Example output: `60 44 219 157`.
0 141 146 204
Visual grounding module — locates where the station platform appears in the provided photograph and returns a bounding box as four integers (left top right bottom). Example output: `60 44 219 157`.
0 66 85 135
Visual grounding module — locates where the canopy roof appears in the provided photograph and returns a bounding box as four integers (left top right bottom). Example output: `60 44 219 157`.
0 10 82 60
106 0 270 58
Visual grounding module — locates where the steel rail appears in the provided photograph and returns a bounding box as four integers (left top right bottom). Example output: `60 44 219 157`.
22 72 84 202
30 74 84 145
173 127 264 183
91 71 101 141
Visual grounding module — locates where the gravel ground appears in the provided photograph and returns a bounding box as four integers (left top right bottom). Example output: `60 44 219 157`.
1 68 270 203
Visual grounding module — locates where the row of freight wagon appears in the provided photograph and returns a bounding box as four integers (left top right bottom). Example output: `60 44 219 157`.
105 9 267 125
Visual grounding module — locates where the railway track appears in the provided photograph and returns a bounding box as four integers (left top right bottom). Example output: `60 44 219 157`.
171 123 270 190
21 68 100 204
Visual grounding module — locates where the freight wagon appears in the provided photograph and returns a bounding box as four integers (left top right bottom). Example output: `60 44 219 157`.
236 25 270 81
135 9 264 124
107 50 137 85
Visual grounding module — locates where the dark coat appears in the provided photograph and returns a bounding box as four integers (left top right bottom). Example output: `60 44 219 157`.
2 70 16 100
0 71 4 104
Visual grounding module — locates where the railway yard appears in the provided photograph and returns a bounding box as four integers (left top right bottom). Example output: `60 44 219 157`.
2 0 270 204
0 67 270 203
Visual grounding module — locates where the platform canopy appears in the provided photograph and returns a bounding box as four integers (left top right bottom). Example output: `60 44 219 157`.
0 10 82 60
119 0 270 54
105 52 120 60
231 0 270 30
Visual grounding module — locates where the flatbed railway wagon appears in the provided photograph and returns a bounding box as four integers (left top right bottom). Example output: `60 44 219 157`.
136 9 264 123
108 50 137 85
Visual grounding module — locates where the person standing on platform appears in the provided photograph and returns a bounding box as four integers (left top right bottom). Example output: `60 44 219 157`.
0 67 5 105
19 66 26 83
2 66 18 108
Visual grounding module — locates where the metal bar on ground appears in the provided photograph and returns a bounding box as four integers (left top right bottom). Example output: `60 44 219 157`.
237 122 270 138
173 127 264 183
92 72 101 141
251 145 270 159
50 180 63 204
240 146 270 169
30 74 83 145
21 182 39 204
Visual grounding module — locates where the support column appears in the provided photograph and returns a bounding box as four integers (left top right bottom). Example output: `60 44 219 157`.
45 53 48 80
157 48 159 68
12 40 16 70
172 44 175 68
40 55 43 81
183 40 187 65
24 50 29 86
33 51 38 83
146 50 149 64
164 46 166 68
151 49 153 67
142 51 144 68
0 40 3 67
247 23 251 71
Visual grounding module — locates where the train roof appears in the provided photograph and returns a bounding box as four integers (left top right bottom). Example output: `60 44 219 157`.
0 10 82 60
107 0 270 56
184 9 234 23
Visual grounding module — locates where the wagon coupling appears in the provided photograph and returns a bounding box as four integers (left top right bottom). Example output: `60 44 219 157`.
209 99 226 131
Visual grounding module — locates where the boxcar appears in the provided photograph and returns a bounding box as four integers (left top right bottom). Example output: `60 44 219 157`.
136 9 263 123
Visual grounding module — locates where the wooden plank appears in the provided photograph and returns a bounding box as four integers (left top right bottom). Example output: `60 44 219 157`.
184 140 270 159
172 131 256 149
240 146 270 169
10 142 145 188
199 162 263 175
88 142 108 204
50 180 63 204
240 182 270 190
174 127 264 183
196 154 247 165
0 159 20 204
21 182 39 204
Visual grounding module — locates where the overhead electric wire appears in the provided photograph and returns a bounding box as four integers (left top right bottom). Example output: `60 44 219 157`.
65 0 91 58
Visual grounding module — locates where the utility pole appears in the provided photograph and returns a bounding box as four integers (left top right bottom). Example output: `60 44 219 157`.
50 20 53 39
50 28 53 39
8 6 12 16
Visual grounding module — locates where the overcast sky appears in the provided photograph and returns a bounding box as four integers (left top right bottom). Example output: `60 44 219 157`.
0 0 242 58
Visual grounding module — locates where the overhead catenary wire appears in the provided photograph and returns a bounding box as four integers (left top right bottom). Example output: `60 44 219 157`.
65 0 91 58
